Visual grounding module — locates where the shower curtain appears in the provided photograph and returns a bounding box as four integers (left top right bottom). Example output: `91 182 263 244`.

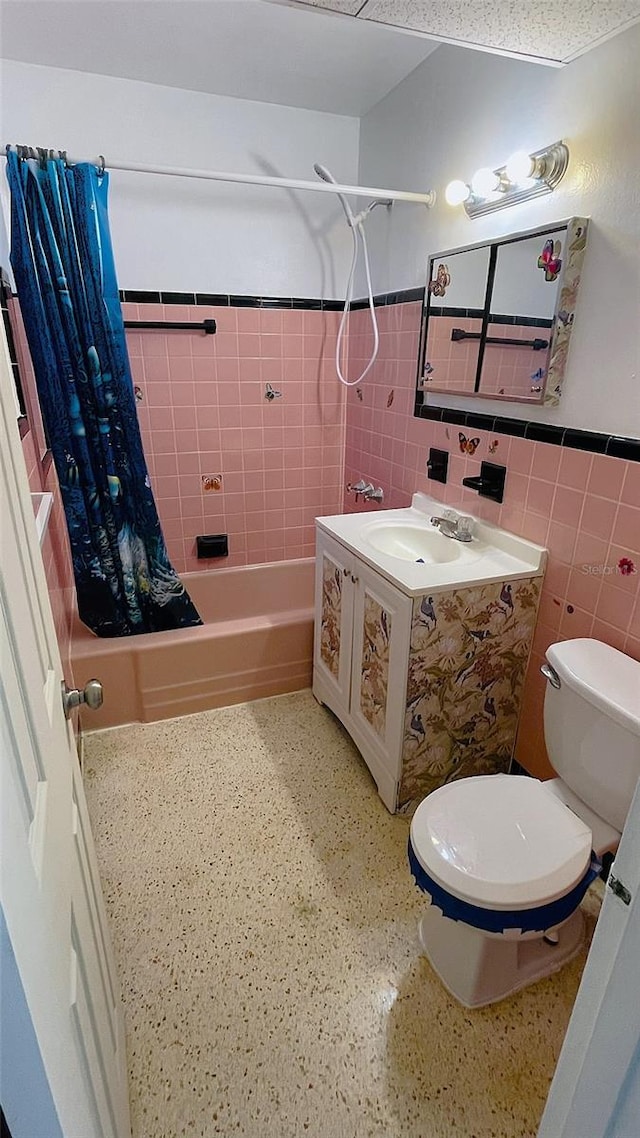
6 149 201 636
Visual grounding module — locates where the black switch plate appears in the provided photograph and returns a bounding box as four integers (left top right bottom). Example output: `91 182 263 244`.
426 447 449 484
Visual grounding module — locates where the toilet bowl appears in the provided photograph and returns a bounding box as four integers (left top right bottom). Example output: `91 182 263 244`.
408 638 640 1008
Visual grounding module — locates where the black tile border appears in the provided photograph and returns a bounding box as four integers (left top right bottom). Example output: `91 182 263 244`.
429 306 485 320
118 286 424 311
415 404 640 463
489 313 554 329
426 309 553 328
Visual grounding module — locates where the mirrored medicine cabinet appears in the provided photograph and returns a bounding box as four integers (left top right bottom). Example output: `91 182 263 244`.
415 217 589 409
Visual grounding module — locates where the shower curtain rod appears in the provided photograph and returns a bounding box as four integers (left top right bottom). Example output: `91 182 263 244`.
4 145 436 207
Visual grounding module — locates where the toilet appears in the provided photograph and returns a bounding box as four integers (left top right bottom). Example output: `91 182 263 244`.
408 638 640 1008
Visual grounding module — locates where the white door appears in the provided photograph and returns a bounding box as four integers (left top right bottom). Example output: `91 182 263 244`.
0 325 131 1135
538 776 640 1137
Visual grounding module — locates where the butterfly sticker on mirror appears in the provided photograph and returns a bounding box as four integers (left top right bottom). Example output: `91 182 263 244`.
459 432 480 455
537 238 562 282
428 262 451 297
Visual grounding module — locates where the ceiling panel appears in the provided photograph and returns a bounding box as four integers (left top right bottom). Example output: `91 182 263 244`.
281 0 640 64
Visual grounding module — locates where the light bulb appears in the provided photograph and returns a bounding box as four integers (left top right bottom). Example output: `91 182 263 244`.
471 167 500 197
444 179 471 206
505 150 534 184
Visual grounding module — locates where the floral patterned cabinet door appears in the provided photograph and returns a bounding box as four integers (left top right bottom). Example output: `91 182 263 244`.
398 577 542 814
313 530 356 719
349 559 412 782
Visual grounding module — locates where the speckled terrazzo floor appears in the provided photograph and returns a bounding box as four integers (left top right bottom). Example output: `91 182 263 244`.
84 690 602 1138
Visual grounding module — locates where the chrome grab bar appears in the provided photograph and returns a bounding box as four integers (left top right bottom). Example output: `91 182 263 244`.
540 662 561 689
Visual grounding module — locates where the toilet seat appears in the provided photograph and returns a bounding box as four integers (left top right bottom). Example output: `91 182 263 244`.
410 775 593 911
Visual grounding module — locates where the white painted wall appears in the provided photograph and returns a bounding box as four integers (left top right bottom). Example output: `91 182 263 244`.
357 26 640 436
0 60 359 298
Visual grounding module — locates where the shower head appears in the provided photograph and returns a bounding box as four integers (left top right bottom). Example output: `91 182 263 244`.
313 163 336 184
313 161 354 226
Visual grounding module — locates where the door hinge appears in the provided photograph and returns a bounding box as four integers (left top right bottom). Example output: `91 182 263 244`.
607 875 631 906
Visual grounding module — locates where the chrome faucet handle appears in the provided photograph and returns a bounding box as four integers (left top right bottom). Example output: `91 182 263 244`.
363 486 384 504
430 515 473 542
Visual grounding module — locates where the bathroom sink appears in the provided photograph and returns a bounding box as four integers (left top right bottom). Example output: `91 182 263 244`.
362 522 465 564
316 492 547 597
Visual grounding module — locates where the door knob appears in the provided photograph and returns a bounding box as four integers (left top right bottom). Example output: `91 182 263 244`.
61 679 104 718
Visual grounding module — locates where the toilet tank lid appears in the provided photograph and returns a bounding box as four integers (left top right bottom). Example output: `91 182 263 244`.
546 639 640 738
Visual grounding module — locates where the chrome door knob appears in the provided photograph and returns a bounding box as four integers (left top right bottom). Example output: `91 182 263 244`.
62 679 104 718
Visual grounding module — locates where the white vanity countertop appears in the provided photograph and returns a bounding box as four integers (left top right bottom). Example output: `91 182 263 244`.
316 492 547 598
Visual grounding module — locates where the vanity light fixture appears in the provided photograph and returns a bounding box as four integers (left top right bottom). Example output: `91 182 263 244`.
445 141 569 218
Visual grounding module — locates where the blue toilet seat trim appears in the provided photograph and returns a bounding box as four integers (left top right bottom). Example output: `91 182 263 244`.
408 837 601 935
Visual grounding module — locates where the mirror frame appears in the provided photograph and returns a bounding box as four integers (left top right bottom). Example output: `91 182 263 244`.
415 216 589 410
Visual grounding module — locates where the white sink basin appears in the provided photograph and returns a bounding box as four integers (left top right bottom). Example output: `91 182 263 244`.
316 493 546 597
362 521 468 564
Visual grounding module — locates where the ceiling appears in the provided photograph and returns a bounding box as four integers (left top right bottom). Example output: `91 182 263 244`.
271 0 640 65
0 0 439 117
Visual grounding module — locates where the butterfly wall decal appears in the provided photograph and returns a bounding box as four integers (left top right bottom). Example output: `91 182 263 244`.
428 262 451 297
459 432 480 455
537 239 562 282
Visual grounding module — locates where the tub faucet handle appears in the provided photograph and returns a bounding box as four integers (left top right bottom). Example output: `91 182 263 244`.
347 479 370 501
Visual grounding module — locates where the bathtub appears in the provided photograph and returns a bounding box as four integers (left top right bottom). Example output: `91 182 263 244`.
71 558 315 730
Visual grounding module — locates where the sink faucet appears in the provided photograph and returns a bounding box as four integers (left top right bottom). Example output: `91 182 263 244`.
430 515 473 542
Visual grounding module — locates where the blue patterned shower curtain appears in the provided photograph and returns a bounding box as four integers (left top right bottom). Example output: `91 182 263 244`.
6 149 201 636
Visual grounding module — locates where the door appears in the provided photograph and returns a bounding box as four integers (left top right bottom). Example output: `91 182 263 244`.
0 324 131 1135
312 529 355 716
538 776 640 1137
350 559 412 780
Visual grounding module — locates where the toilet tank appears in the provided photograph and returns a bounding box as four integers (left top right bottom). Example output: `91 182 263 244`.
543 639 640 834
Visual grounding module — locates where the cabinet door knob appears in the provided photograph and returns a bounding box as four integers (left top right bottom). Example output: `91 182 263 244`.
351 574 359 583
343 567 350 577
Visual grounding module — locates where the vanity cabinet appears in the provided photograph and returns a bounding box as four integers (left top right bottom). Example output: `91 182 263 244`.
314 529 412 810
313 526 542 815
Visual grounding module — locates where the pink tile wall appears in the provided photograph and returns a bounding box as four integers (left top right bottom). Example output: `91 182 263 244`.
344 302 424 515
422 314 481 394
125 303 346 573
344 305 640 780
481 323 553 399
